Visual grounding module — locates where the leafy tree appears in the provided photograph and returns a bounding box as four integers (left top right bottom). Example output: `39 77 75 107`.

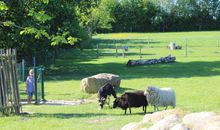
112 0 158 32
0 0 89 54
91 0 117 33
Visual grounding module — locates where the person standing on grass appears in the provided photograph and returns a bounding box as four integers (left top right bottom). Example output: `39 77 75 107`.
26 69 35 104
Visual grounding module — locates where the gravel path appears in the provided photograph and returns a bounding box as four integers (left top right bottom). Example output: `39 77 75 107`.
21 99 94 106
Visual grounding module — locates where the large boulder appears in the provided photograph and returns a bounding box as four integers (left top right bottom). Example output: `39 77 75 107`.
121 110 220 130
80 73 120 93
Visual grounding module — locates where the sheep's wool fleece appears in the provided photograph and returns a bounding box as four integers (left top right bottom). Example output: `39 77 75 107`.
146 86 176 107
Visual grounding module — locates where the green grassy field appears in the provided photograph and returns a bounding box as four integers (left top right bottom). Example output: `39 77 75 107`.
1 31 220 130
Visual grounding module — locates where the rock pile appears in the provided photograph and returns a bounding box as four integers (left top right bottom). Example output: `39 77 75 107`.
127 55 176 67
121 109 220 130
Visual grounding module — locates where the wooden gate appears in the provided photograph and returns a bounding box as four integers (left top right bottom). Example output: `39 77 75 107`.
0 49 21 115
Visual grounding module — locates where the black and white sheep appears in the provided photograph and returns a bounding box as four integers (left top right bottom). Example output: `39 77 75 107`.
98 83 117 109
144 86 176 112
113 91 148 114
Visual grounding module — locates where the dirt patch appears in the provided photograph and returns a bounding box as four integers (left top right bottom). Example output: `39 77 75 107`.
21 99 94 106
87 117 113 124
43 99 93 106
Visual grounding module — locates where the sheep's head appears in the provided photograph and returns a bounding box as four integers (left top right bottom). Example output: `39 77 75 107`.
98 97 106 109
113 97 121 108
113 96 129 110
147 86 157 93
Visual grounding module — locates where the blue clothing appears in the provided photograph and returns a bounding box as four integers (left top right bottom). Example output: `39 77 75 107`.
28 91 34 97
26 76 35 93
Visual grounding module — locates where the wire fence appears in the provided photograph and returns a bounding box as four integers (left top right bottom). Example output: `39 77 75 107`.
16 64 45 104
93 38 220 59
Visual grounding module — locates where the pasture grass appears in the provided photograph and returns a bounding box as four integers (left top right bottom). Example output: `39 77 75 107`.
1 31 220 130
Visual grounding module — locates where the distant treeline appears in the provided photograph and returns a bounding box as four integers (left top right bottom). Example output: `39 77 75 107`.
1 0 220 61
97 0 220 32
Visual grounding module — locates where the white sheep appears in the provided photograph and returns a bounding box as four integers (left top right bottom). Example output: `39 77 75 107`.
144 86 176 112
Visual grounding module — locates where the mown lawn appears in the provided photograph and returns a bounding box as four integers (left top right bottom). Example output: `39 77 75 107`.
1 31 220 130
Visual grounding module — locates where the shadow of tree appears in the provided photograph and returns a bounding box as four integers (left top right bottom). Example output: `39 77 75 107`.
21 112 108 119
47 59 220 81
21 110 150 118
92 38 160 46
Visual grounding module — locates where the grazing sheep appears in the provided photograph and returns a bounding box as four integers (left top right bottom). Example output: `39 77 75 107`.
144 86 176 112
98 83 117 109
113 91 148 114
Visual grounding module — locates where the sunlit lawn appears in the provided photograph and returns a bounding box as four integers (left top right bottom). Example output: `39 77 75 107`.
1 31 220 130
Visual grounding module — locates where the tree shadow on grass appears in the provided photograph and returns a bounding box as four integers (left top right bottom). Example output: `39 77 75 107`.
21 109 142 119
46 48 220 81
99 52 156 57
21 112 108 119
46 60 220 81
92 38 160 46
21 110 149 119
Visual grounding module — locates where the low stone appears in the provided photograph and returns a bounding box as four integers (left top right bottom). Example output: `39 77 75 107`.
80 73 120 93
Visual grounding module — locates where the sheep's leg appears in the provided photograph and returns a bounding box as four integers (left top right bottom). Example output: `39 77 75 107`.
165 106 168 110
124 109 127 114
154 105 159 112
154 105 156 112
129 107 131 114
143 106 147 113
107 97 111 108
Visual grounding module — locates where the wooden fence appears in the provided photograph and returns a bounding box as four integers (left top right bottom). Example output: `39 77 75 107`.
0 49 21 115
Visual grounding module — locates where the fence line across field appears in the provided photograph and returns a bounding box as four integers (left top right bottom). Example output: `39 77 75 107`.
95 38 220 58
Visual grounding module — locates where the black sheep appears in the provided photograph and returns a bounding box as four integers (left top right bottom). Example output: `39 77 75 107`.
98 83 117 109
113 91 148 114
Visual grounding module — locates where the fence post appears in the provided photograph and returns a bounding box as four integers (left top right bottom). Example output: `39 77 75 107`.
41 67 45 101
34 67 38 104
185 38 188 57
96 44 99 58
115 44 118 58
122 48 125 58
45 49 48 71
33 56 37 104
22 59 25 82
139 46 142 59
33 56 36 68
